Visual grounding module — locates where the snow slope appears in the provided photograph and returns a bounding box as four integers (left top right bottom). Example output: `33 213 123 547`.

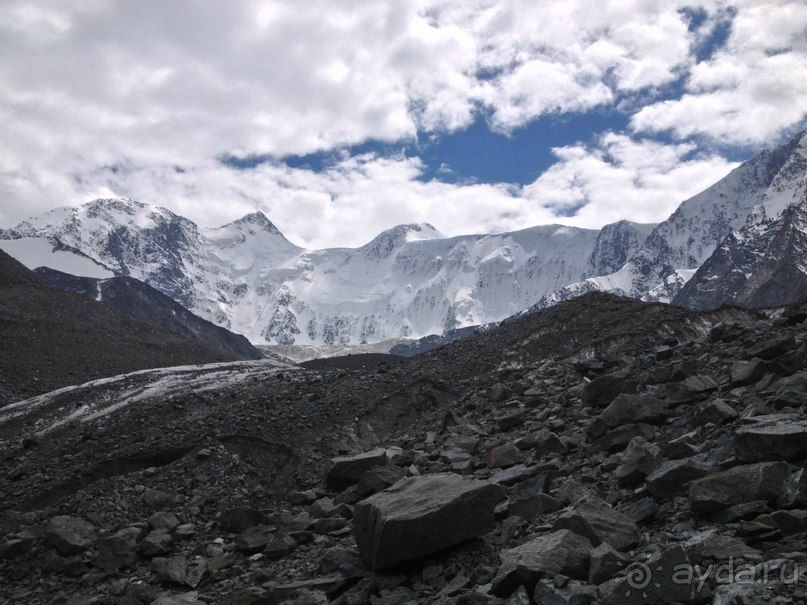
539 130 807 306
1 199 654 344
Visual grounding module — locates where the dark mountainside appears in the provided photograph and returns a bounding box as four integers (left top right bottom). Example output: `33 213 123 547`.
2 292 807 604
0 250 254 403
35 267 262 362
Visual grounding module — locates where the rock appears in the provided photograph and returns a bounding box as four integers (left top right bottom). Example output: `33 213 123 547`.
235 525 273 554
141 528 174 556
264 532 297 559
730 358 767 386
597 394 668 429
645 457 711 498
620 497 657 524
749 335 796 360
289 489 318 505
588 542 628 584
582 370 631 408
149 512 181 531
615 437 661 486
683 374 719 395
507 474 557 520
150 591 206 605
692 399 738 426
97 526 141 571
601 545 705 604
219 507 268 533
552 497 640 550
499 529 592 581
689 462 790 513
735 419 807 462
319 547 363 578
142 488 174 509
326 448 388 490
496 408 528 431
485 443 522 468
781 468 807 507
683 529 762 563
45 516 97 556
489 464 543 486
596 423 656 453
353 473 504 568
356 463 405 497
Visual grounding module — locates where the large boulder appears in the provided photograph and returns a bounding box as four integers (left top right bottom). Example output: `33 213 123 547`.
597 394 668 429
352 473 504 569
646 457 712 498
552 497 640 550
326 449 388 490
499 529 592 581
735 419 807 462
582 370 631 408
45 516 97 556
689 462 790 514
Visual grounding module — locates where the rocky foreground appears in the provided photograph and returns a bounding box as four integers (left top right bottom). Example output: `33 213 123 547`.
1 294 807 604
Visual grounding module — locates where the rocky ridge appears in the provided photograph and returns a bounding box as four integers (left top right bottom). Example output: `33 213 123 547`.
1 293 807 603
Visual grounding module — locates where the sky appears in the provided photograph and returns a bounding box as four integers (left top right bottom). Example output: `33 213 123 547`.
0 1 806 249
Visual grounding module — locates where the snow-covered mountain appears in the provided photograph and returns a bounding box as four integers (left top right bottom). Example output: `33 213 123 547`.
0 199 654 344
538 130 807 308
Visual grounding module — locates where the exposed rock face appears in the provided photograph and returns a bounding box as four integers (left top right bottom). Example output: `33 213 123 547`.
352 474 504 568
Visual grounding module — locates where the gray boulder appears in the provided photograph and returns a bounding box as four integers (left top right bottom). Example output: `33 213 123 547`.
552 497 640 550
689 462 790 513
353 473 504 568
45 516 97 556
735 419 807 462
500 529 592 581
326 448 388 490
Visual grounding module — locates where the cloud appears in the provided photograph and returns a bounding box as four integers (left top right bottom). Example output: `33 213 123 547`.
632 0 807 144
0 0 799 244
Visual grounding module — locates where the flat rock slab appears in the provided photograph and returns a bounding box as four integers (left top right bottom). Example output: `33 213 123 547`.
500 529 592 581
326 449 388 490
353 473 504 569
735 420 807 462
689 462 790 514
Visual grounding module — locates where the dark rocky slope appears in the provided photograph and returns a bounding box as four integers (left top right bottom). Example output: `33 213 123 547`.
1 292 807 604
35 268 262 362
0 251 254 404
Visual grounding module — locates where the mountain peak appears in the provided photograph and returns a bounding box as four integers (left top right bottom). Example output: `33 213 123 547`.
225 211 282 233
360 223 444 258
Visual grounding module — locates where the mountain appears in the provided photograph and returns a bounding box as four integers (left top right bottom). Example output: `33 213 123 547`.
674 199 807 309
539 130 807 308
0 250 265 403
34 267 262 361
0 200 655 344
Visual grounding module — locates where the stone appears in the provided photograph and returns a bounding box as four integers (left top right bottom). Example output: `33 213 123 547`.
601 546 705 604
645 457 711 498
597 394 668 429
615 437 661 486
319 546 363 578
689 462 790 513
496 408 528 431
582 370 631 408
489 464 543 486
97 526 141 571
219 507 268 533
142 488 174 509
735 419 807 462
151 591 206 605
356 463 405 497
264 532 297 558
45 516 97 556
749 335 796 360
730 359 767 386
692 399 738 426
486 443 522 468
148 512 181 531
588 542 628 584
507 475 558 520
326 448 388 490
683 529 762 563
235 524 274 554
500 529 592 581
596 423 656 453
353 473 504 568
141 528 174 556
683 374 719 395
552 497 640 550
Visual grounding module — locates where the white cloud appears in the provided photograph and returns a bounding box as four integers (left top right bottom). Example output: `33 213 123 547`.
632 0 807 144
0 0 800 244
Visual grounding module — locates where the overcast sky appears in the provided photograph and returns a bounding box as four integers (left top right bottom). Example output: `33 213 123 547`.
1 0 805 248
